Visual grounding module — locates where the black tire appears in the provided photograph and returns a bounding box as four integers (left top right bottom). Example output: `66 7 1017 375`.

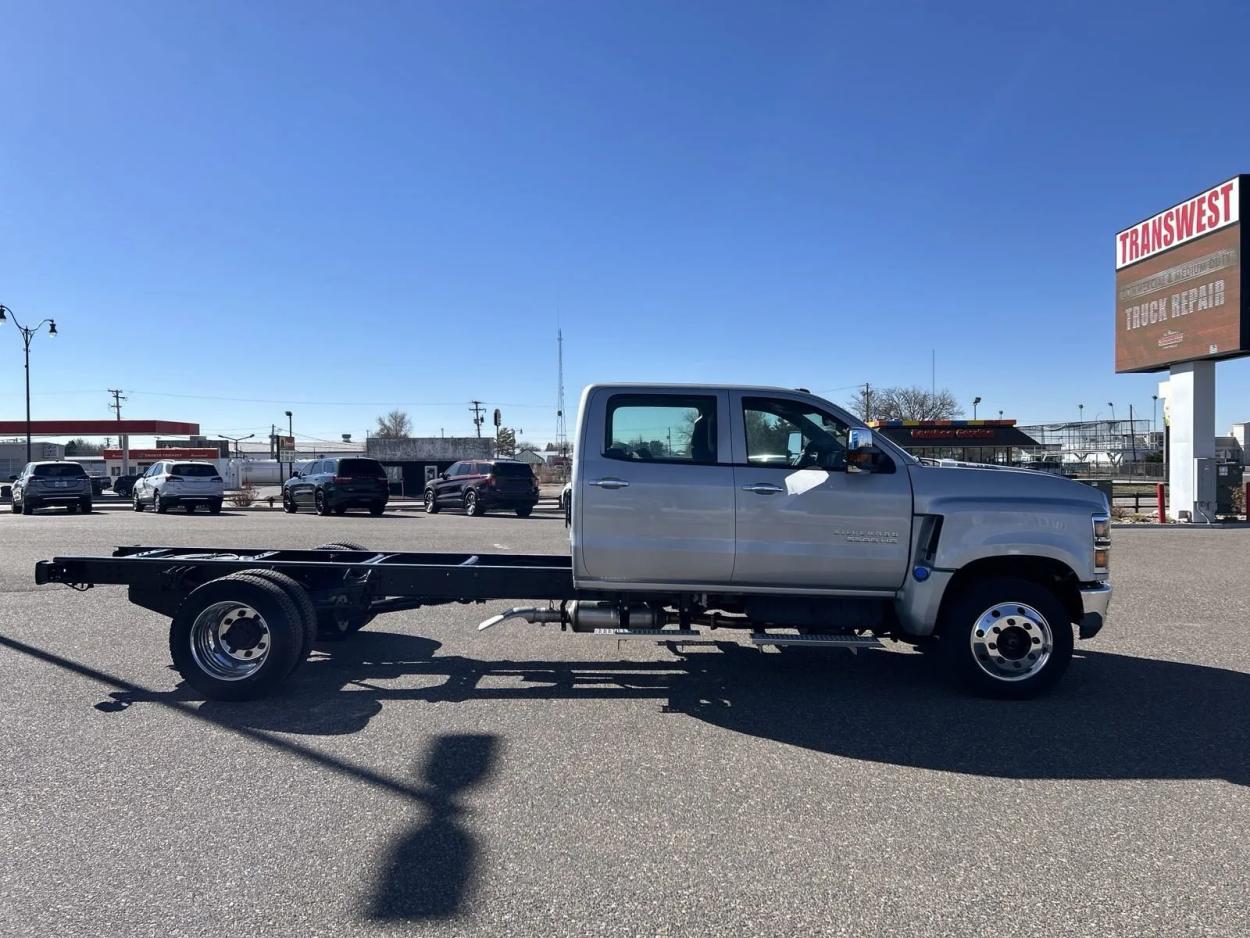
80 498 92 514
241 569 318 676
464 489 482 516
314 489 332 516
369 502 385 516
22 500 34 515
155 491 168 514
423 489 439 513
167 573 304 701
515 506 533 518
282 490 297 513
315 541 368 552
209 500 222 515
133 492 144 512
936 576 1074 699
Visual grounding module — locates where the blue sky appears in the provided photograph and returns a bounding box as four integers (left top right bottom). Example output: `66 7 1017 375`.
3 0 1250 446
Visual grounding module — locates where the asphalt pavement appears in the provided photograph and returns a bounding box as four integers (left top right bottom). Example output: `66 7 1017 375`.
1 503 1248 936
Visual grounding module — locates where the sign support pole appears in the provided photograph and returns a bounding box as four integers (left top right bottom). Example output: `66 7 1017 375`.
1165 360 1216 521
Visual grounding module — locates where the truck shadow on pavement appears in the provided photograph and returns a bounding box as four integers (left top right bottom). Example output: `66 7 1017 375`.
186 630 1250 788
4 626 1248 924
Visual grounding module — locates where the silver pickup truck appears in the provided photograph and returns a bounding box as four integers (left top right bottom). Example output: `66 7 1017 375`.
555 383 1112 698
36 382 1111 702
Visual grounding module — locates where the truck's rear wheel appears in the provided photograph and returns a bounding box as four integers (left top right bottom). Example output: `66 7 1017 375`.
937 576 1073 699
168 573 304 700
240 569 318 676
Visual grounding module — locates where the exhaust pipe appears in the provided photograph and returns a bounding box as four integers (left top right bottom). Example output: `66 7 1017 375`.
477 607 563 631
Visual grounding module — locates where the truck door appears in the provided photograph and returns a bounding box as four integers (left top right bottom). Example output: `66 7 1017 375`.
730 393 912 591
576 389 735 584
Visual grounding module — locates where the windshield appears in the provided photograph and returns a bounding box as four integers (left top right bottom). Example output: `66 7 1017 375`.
172 464 219 477
33 464 87 478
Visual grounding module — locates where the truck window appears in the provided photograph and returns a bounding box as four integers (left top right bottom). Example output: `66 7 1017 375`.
743 397 848 470
604 394 717 464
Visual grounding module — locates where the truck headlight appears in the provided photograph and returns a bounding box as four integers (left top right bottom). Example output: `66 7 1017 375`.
1092 513 1110 577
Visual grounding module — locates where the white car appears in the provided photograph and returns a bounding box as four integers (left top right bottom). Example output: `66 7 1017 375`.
132 460 225 514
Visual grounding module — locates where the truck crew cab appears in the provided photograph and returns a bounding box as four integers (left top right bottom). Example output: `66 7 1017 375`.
559 384 1111 697
36 383 1111 702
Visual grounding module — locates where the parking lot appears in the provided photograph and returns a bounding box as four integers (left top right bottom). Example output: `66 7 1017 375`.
1 506 1248 937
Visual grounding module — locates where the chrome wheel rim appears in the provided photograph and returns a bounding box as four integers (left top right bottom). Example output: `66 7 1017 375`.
466 492 475 513
189 601 271 681
424 492 434 510
316 491 325 512
969 602 1052 682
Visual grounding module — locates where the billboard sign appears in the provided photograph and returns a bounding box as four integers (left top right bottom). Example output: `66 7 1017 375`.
1115 176 1247 373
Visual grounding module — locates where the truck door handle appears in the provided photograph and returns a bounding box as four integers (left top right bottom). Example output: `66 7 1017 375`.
589 478 630 490
741 482 785 495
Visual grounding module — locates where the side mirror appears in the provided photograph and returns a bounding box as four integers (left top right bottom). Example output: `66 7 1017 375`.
292 471 301 479
440 473 449 481
848 428 873 452
846 428 874 474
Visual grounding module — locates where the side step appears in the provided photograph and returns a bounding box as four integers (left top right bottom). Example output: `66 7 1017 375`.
750 632 881 651
591 628 700 639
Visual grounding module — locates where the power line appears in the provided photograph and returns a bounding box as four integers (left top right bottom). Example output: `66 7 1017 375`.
124 389 550 408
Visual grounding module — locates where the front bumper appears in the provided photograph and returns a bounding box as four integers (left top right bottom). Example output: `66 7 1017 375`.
1078 582 1112 639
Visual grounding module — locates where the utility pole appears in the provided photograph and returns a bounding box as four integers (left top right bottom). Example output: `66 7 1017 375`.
469 400 485 438
556 328 568 458
107 388 126 419
863 383 872 422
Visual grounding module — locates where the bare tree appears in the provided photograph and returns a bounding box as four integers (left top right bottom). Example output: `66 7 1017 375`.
374 409 412 439
847 386 962 422
65 438 103 456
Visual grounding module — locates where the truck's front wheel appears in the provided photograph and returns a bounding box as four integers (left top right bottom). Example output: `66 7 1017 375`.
937 576 1073 699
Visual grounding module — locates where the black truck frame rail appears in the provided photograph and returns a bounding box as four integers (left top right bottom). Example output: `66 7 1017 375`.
36 545 579 617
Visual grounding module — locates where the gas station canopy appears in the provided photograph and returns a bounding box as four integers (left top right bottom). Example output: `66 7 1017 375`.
0 420 199 436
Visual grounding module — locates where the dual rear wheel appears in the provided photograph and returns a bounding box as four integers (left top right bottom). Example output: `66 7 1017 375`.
169 542 374 700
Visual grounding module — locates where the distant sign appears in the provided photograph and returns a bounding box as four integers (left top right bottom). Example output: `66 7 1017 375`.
279 449 296 463
1116 176 1248 373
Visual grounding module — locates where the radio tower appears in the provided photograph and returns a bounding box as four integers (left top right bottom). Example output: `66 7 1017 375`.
556 328 568 457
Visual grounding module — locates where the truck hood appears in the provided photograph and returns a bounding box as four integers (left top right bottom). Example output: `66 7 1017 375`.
907 461 1109 515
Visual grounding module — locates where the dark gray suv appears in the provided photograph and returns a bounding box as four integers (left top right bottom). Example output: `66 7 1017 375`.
9 461 93 515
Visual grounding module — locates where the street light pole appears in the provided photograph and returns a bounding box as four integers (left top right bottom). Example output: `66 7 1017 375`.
284 410 293 484
972 396 982 419
0 305 58 463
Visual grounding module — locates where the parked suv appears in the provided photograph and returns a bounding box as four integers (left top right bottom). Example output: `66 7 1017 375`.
282 457 389 516
132 461 224 514
9 462 93 514
111 473 140 498
424 459 539 517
